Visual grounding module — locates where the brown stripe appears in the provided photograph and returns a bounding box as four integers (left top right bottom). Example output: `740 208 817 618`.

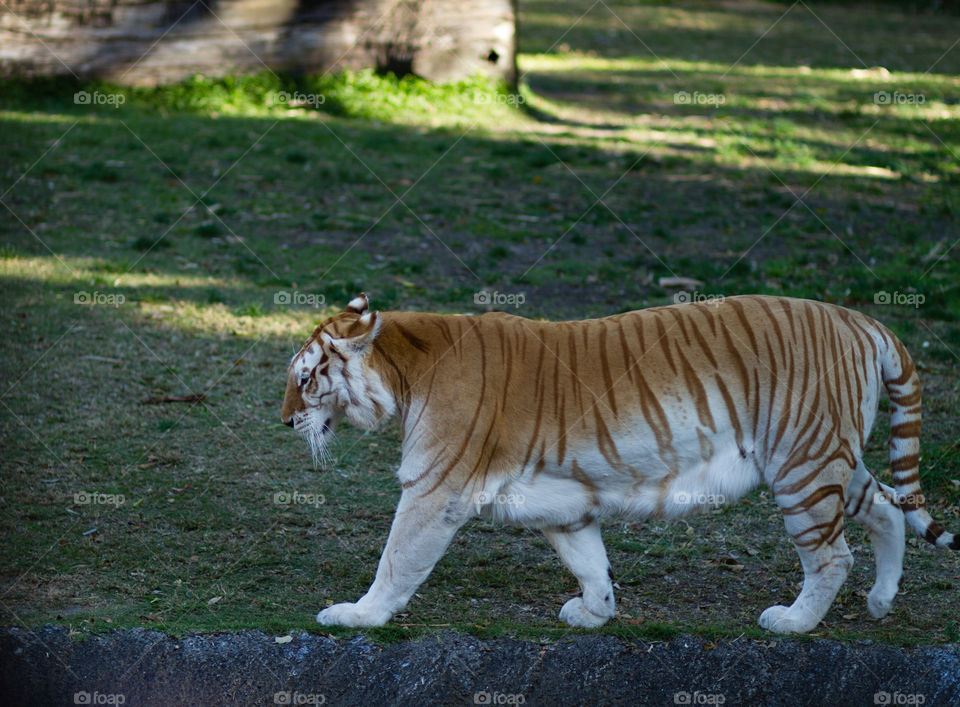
520 343 548 471
393 322 430 353
557 386 567 467
729 298 759 356
781 484 845 516
532 440 547 479
893 472 920 486
890 422 921 438
655 316 678 376
891 390 921 407
791 515 843 550
719 323 751 407
688 315 718 369
890 454 919 473
594 405 627 473
715 375 745 451
676 345 716 434
433 318 455 348
598 324 618 418
567 326 582 416
886 343 915 387
616 319 638 388
901 497 927 513
847 478 872 517
756 297 788 364
751 367 762 444
636 368 678 472
769 346 795 457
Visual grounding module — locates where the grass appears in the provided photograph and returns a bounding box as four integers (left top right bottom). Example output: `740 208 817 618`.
1 0 959 647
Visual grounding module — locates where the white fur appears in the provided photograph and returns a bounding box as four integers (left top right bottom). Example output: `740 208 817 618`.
289 322 393 465
347 295 369 313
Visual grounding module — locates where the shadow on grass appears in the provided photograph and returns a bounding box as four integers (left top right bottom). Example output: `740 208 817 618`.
518 0 960 73
2 104 959 324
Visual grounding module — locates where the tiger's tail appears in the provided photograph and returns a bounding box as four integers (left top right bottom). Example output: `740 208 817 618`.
881 330 959 550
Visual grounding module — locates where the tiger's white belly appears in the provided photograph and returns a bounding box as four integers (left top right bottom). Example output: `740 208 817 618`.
481 429 762 527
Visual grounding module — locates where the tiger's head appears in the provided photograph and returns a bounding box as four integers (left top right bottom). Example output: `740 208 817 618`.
280 294 396 464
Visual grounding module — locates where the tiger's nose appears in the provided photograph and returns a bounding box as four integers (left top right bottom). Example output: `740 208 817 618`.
283 418 295 428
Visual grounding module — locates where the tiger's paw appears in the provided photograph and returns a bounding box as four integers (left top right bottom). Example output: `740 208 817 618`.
866 586 896 619
316 601 392 627
758 604 819 634
558 596 613 628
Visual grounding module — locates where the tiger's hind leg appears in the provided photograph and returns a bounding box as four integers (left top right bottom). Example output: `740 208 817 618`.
542 520 616 628
844 460 905 619
760 461 855 634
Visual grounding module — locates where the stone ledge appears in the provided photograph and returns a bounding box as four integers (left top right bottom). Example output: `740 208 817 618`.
2 626 959 705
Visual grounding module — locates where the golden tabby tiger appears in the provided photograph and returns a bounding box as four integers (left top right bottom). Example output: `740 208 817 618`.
281 294 957 633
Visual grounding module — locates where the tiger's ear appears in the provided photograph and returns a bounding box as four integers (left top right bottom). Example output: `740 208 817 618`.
345 293 369 315
329 310 380 357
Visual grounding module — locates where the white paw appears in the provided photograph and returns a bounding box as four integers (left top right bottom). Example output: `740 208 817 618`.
867 587 896 619
758 604 819 634
316 601 392 627
558 596 612 628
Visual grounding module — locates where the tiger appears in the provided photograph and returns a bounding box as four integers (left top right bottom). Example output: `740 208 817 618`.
280 293 958 633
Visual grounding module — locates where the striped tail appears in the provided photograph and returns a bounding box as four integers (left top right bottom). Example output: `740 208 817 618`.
882 332 959 550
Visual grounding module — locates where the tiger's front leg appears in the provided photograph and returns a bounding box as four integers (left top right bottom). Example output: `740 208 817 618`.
543 521 616 627
316 487 469 627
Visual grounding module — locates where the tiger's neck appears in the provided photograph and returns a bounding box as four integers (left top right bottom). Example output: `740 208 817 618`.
369 311 444 408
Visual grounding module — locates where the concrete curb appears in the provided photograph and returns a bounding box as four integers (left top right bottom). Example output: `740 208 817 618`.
2 627 958 706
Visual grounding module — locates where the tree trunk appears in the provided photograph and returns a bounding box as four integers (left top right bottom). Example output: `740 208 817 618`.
0 0 517 86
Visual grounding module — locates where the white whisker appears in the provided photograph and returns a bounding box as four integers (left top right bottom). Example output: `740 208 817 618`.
302 415 336 468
